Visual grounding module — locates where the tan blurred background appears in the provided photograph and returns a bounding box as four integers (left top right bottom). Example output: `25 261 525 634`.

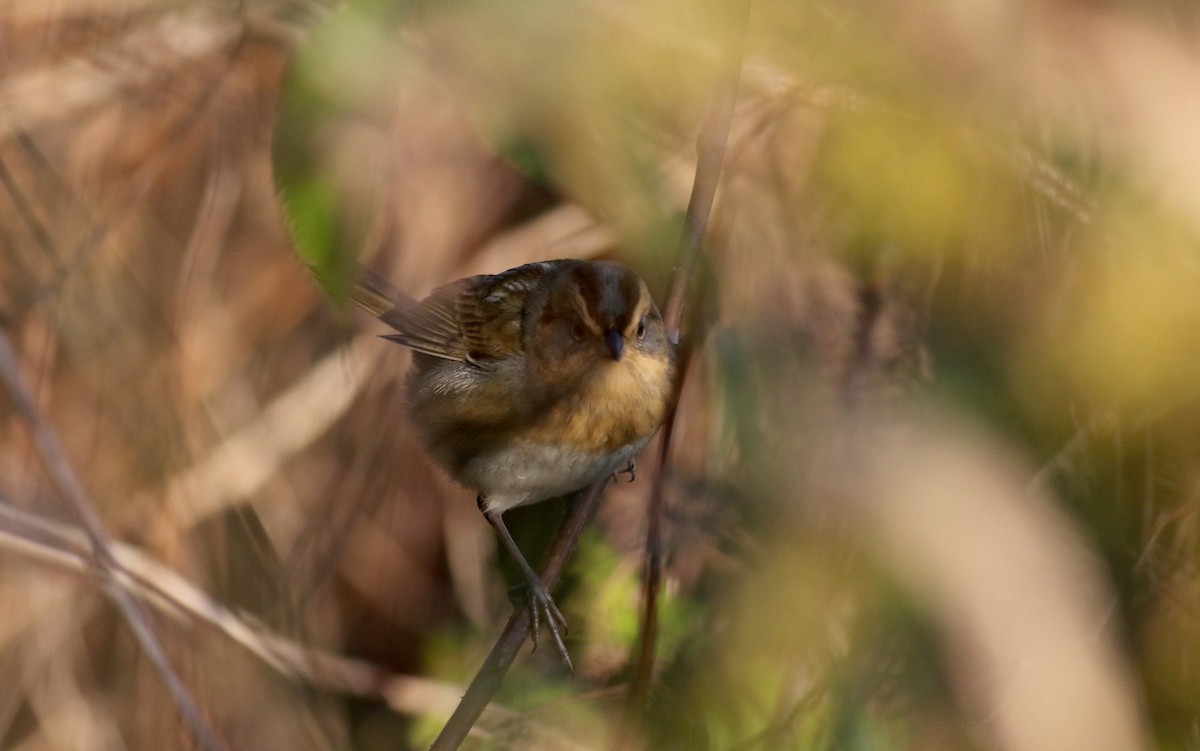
2 0 1200 749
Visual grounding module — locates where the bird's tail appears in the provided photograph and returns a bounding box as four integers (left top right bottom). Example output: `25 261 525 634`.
350 266 418 333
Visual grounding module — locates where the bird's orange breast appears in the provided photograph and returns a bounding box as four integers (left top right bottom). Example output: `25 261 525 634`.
521 347 673 454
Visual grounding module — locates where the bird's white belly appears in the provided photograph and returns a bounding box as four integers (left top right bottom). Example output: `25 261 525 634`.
466 438 649 514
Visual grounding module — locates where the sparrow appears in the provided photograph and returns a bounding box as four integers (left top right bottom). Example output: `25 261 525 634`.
352 259 675 668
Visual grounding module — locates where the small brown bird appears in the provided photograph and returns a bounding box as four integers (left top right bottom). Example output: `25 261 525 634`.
353 259 675 667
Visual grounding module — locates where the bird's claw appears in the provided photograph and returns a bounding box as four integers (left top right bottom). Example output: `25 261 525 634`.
612 460 636 484
522 577 572 673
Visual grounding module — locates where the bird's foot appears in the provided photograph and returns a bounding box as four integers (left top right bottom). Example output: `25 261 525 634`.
612 459 636 484
511 575 572 673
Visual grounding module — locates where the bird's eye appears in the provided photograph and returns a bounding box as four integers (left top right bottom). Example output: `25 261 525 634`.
570 321 588 341
636 318 647 339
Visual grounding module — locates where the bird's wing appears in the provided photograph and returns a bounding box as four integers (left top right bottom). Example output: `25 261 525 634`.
455 262 553 359
365 261 553 363
381 277 480 361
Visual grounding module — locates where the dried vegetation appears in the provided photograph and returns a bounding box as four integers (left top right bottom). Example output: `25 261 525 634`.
1 1 1199 749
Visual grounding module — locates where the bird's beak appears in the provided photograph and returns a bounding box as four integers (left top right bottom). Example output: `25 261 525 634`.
604 329 624 361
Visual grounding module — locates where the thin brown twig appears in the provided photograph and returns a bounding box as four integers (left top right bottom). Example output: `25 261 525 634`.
0 500 595 751
429 480 609 751
0 331 229 751
660 0 750 340
627 0 751 715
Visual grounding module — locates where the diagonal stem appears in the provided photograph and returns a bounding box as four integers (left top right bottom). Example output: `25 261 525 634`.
429 480 608 751
483 506 573 671
628 0 751 714
660 0 751 338
0 331 229 751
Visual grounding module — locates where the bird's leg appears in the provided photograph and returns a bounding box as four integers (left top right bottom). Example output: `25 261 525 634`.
612 459 636 483
482 505 572 672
